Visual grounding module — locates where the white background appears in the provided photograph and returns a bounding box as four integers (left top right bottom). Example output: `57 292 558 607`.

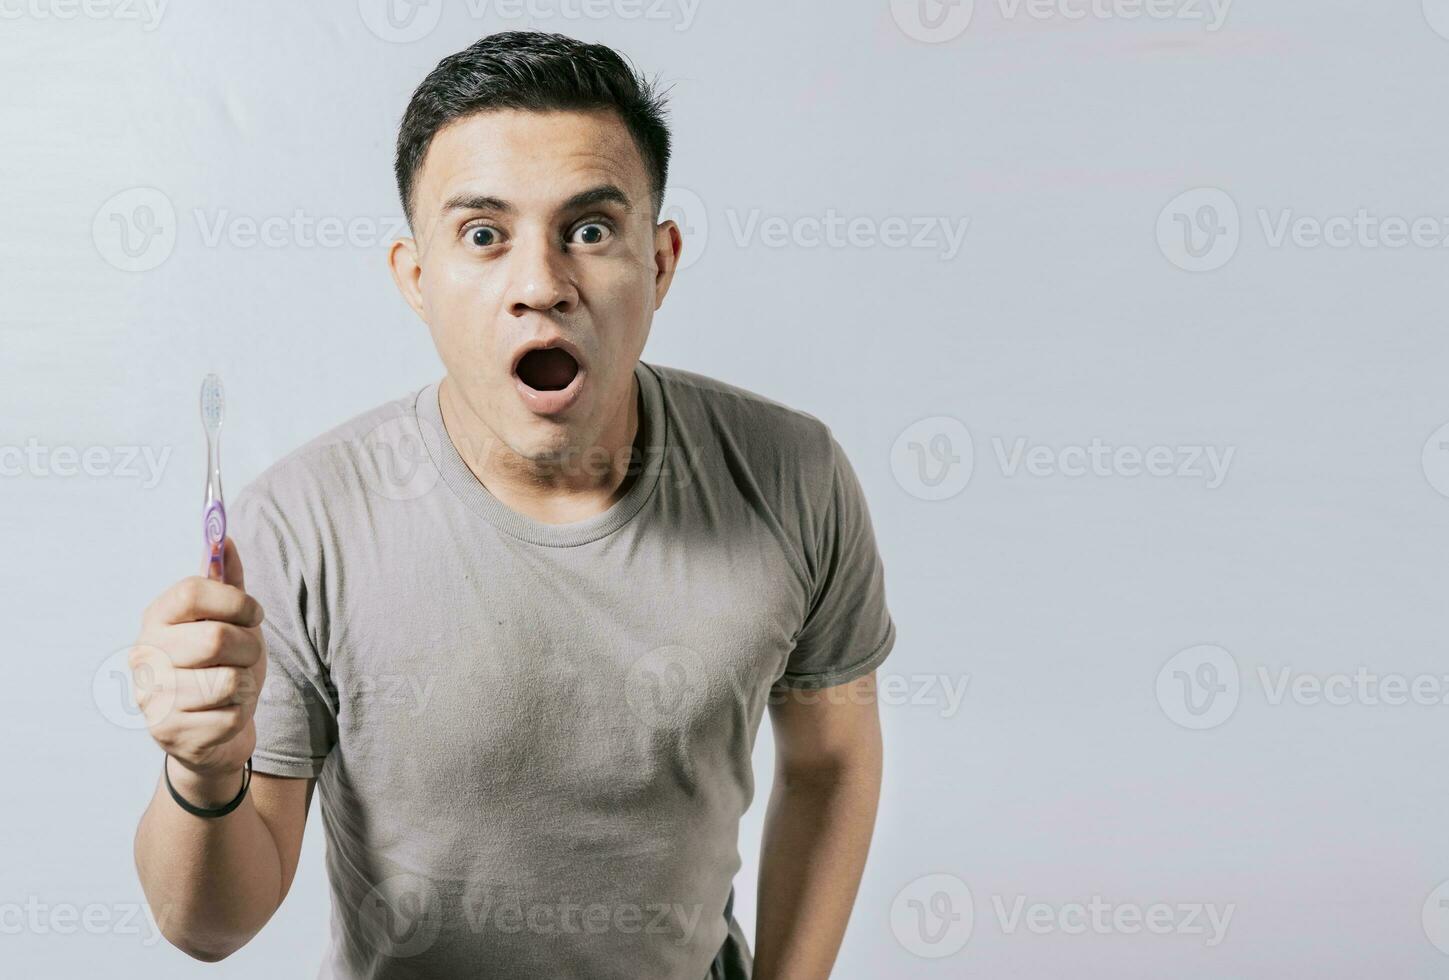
5 0 1449 976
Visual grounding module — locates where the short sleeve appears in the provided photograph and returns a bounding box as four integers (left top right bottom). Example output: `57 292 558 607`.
773 431 897 690
231 481 338 779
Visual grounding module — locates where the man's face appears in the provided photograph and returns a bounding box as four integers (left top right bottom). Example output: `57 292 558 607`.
390 108 680 468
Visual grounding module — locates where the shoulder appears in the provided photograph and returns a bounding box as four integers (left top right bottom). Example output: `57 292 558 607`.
645 361 849 572
231 384 428 523
646 361 838 482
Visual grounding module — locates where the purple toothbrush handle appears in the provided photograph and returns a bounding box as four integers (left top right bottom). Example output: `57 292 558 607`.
204 499 227 581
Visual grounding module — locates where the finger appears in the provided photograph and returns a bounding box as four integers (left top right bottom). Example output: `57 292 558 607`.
143 575 263 629
171 707 251 751
204 533 243 585
155 620 263 669
174 666 262 711
202 517 229 581
202 534 241 588
204 539 225 582
222 535 246 593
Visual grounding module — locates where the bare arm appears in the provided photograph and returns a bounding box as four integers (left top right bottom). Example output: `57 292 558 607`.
754 670 884 980
134 771 312 960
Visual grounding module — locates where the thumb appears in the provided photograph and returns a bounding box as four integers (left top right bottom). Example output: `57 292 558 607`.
222 536 246 592
204 535 246 592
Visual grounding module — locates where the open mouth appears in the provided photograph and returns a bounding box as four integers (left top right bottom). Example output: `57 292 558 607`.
510 337 587 416
514 345 580 392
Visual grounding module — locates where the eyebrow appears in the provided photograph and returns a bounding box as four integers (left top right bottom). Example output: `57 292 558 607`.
561 184 633 214
438 183 634 219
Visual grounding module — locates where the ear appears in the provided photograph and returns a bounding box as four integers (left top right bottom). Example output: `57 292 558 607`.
388 233 427 322
651 218 683 311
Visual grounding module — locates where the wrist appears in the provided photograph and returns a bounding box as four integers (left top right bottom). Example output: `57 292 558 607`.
165 755 249 810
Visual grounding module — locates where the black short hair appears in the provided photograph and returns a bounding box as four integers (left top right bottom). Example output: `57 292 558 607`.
394 31 672 228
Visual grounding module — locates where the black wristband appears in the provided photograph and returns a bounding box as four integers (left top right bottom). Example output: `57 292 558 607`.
164 755 252 819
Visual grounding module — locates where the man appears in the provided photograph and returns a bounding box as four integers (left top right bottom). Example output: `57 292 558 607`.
130 31 896 980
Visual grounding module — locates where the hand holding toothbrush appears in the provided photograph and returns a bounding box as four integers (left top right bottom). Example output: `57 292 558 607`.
129 375 269 808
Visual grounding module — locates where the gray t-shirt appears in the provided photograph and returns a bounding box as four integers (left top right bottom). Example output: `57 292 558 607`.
232 359 897 979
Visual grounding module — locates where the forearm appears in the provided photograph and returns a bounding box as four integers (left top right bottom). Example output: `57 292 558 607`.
133 760 283 961
753 764 882 980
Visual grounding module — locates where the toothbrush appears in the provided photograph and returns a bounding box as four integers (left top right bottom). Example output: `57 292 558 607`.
200 374 227 583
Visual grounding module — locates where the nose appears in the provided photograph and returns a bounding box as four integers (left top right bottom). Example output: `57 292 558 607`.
503 232 578 317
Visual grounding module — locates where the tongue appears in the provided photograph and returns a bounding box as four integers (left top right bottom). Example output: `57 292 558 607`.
516 348 578 391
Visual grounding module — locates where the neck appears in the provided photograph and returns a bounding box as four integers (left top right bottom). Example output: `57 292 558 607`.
437 369 644 526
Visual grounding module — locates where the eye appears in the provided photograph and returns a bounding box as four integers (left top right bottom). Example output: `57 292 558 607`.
465 224 502 248
569 221 612 246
